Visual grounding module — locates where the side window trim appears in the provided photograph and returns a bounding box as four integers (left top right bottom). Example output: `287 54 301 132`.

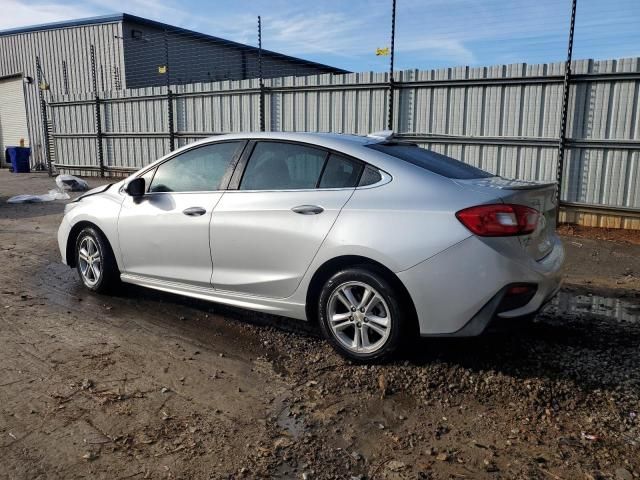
318 153 366 189
228 139 378 192
134 139 390 193
221 140 250 190
142 139 248 194
228 140 257 190
144 167 157 192
314 151 331 188
357 168 392 189
238 140 328 191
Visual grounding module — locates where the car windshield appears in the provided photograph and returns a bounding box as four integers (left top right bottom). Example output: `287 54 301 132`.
367 143 494 179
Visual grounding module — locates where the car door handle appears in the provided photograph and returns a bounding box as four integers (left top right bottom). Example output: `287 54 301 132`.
291 205 324 215
182 207 207 216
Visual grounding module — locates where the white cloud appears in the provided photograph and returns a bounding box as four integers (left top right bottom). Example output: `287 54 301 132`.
0 0 474 68
399 37 476 65
183 8 375 58
0 0 95 30
261 12 370 57
84 0 192 25
0 0 202 32
4 0 632 72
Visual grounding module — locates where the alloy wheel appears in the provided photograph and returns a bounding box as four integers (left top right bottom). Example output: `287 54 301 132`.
78 236 102 287
327 281 392 354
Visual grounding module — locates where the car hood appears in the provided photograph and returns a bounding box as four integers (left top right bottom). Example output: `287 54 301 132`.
74 183 113 202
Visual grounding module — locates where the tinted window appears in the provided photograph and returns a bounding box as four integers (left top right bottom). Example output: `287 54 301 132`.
358 165 382 186
240 142 327 190
319 154 363 188
367 143 493 179
149 142 242 192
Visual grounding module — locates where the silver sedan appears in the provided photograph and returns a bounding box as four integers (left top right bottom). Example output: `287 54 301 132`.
58 132 564 361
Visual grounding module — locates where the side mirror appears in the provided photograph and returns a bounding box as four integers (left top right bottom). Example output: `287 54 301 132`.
125 177 146 197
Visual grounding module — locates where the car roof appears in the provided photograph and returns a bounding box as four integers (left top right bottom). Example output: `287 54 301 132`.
195 131 381 152
133 131 428 182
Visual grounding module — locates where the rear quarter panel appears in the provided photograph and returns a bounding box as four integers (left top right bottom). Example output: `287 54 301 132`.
315 163 496 273
290 151 508 305
290 160 503 307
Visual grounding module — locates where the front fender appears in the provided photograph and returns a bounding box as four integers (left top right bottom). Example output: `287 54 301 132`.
60 191 125 270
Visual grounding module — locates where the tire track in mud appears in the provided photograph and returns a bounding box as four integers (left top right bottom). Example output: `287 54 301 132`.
2 173 639 479
0 235 297 478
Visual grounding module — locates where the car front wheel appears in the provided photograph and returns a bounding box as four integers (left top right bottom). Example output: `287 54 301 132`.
318 267 405 362
75 227 119 293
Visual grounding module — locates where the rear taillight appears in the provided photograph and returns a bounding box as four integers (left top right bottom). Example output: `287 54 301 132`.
456 204 540 237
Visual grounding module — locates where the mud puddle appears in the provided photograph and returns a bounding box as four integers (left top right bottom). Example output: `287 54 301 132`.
554 290 640 322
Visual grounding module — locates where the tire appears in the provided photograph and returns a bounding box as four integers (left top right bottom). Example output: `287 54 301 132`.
318 267 406 362
75 226 120 293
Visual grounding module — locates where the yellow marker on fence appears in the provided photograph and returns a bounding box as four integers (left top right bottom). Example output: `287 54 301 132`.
376 47 390 56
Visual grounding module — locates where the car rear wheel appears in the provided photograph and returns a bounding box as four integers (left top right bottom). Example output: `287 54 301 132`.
75 227 119 293
318 267 405 362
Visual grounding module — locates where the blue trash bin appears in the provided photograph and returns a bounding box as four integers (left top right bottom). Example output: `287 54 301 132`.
6 147 31 173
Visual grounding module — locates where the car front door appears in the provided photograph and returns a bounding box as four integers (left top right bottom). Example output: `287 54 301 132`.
211 141 364 298
118 141 246 287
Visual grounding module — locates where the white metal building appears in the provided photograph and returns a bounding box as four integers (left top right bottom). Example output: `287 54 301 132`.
0 13 345 168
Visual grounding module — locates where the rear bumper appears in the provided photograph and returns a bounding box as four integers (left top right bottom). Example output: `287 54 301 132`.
436 281 561 337
397 235 564 336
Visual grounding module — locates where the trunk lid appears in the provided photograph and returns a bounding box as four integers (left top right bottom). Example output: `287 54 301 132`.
455 177 558 260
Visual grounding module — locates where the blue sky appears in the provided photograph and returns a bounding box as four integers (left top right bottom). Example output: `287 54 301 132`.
2 0 639 72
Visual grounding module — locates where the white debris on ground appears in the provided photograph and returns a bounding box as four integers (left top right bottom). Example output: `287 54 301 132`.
7 189 70 203
6 174 88 203
55 174 89 192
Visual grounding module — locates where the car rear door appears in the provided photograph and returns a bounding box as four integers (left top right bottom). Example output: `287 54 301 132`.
210 140 363 298
118 141 245 287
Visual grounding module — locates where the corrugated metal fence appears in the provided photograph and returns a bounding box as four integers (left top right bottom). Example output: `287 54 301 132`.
0 21 125 168
49 57 640 226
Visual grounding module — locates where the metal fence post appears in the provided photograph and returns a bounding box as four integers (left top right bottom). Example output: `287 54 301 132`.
556 0 577 222
164 29 176 151
387 0 397 131
35 56 52 176
258 16 266 132
167 90 176 151
90 45 105 177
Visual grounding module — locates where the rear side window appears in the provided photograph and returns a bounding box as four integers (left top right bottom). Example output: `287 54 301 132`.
149 142 243 192
367 143 493 179
240 142 327 190
319 154 363 188
358 165 382 186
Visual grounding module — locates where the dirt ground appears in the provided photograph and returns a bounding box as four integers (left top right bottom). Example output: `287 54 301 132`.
1 170 639 480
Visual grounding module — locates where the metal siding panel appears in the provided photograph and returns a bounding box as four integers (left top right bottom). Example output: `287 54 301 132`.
39 57 640 215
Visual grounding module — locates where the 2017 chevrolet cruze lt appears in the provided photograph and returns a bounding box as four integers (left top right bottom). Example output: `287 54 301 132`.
58 132 564 361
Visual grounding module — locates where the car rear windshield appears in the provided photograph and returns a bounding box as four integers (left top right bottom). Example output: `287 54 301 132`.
367 143 494 179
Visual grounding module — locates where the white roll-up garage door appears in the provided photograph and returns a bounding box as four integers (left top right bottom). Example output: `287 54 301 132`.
0 76 30 164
